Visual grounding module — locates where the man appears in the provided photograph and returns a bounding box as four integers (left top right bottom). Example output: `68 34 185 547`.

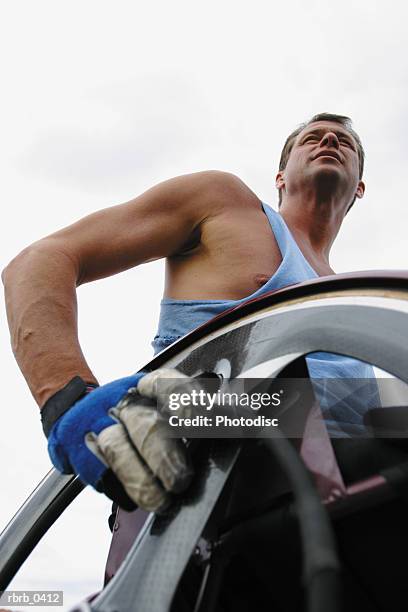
2 112 371 515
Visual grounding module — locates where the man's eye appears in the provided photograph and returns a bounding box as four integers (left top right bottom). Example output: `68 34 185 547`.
304 136 318 143
340 138 356 149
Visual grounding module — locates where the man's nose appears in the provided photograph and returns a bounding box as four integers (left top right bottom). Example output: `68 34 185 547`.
320 132 340 148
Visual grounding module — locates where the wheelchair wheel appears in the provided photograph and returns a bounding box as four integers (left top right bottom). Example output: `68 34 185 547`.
2 272 408 612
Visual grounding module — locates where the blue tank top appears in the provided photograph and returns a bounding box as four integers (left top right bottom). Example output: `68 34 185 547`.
152 203 379 436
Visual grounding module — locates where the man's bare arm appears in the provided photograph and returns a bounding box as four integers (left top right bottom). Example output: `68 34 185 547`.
2 170 235 407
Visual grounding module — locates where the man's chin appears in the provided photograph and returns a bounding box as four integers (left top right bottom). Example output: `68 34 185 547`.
312 164 343 186
308 166 346 200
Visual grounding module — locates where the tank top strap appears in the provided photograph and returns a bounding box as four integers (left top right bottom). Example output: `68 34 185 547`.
260 202 318 287
261 202 292 258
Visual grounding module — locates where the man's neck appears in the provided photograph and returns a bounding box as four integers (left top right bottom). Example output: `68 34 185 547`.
279 194 347 265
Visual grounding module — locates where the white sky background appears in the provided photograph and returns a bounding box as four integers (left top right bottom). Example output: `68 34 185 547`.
1 0 408 609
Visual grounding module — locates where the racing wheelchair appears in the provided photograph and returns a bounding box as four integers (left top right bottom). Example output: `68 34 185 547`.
2 271 408 612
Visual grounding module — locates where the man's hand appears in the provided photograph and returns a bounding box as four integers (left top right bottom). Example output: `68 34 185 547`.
46 369 195 513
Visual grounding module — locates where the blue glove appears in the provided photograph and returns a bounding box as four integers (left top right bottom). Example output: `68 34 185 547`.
43 370 194 512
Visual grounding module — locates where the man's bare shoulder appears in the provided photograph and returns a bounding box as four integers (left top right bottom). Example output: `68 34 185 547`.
165 170 263 256
187 170 261 216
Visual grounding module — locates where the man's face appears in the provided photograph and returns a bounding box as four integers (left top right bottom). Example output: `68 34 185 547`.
276 120 365 208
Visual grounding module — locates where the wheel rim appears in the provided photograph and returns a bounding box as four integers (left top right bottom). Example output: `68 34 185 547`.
163 288 408 385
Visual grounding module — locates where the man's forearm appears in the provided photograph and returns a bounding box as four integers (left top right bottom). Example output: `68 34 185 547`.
2 242 98 407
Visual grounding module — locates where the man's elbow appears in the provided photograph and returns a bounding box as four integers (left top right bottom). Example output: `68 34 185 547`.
2 246 33 287
2 240 79 288
1 264 9 286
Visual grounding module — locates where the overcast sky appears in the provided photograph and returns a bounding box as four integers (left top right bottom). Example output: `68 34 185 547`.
1 1 408 609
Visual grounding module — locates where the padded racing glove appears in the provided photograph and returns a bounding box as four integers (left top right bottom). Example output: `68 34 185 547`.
42 369 195 513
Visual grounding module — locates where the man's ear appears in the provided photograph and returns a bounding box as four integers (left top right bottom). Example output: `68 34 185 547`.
276 171 285 190
356 180 365 199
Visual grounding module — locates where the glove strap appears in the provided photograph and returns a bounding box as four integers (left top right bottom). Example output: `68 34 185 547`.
41 376 99 438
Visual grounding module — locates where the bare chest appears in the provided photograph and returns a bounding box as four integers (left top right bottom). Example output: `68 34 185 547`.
166 204 336 300
165 206 283 300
